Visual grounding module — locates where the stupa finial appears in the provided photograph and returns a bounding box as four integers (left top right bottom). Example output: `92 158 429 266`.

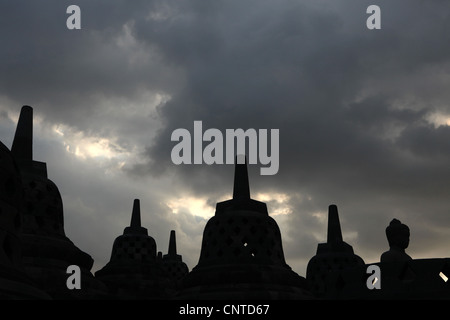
124 199 147 235
168 230 177 256
11 105 33 160
163 230 182 262
327 204 343 244
130 199 141 228
233 154 250 200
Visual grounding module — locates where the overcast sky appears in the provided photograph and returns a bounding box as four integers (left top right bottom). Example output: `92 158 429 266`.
2 0 450 277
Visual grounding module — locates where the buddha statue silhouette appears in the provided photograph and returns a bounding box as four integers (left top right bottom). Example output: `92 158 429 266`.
381 219 412 263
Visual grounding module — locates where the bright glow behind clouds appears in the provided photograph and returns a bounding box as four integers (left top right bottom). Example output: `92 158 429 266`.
53 124 130 161
166 192 292 219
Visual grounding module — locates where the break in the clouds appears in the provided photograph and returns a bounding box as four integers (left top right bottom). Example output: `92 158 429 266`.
1 0 450 276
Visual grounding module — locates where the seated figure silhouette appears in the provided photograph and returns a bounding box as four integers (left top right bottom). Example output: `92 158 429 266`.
381 219 412 263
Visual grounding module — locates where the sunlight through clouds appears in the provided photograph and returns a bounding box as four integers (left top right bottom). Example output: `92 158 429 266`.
52 123 131 161
254 192 292 215
426 112 450 128
165 192 294 220
166 196 216 219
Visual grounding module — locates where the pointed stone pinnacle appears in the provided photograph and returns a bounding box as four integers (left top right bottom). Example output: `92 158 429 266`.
215 154 268 215
168 230 177 256
124 199 148 235
327 204 343 244
11 106 33 160
130 199 141 228
164 230 182 261
233 155 250 200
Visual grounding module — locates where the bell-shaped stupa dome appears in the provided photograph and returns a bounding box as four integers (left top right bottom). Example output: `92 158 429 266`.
11 106 107 299
306 204 365 298
160 230 189 290
95 199 170 299
0 140 50 299
178 156 312 299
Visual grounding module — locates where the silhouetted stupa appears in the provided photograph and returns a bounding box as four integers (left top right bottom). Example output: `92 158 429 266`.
10 106 107 299
178 156 312 299
306 205 365 298
0 140 50 299
95 199 170 299
161 230 189 289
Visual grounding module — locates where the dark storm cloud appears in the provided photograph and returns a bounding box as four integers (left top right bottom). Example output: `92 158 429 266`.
126 0 450 268
0 0 178 132
131 0 450 186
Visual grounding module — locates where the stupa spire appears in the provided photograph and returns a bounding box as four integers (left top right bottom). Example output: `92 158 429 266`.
327 204 343 244
11 105 33 160
168 230 177 256
163 230 184 262
130 199 141 228
233 154 250 200
124 199 147 235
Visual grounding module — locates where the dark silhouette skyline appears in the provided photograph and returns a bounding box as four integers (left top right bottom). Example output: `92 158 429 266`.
2 106 450 299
